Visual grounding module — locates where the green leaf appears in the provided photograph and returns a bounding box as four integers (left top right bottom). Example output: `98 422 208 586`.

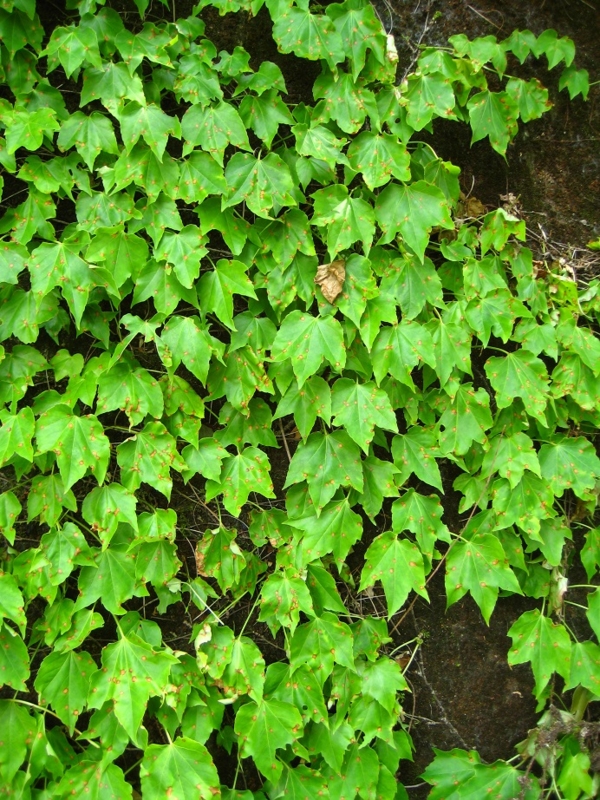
287 496 363 566
559 65 590 100
507 609 571 699
392 489 450 564
195 526 245 593
239 89 294 148
371 320 436 387
445 533 521 623
274 375 331 440
4 107 60 154
58 111 119 170
293 122 348 168
437 384 493 456
208 346 271 412
272 7 345 71
35 406 110 490
198 259 256 330
140 737 220 800
154 225 208 289
97 361 164 426
311 184 375 258
182 438 228 483
271 310 346 388
178 151 227 204
181 100 250 164
480 431 540 489
428 315 473 390
0 571 26 633
118 101 180 161
0 628 29 691
331 378 397 453
27 474 76 528
235 698 303 781
81 62 146 110
492 473 555 538
0 406 34 466
259 567 314 635
467 90 518 156
357 656 407 712
285 431 363 512
88 630 177 741
82 483 138 548
56 760 133 800
35 650 96 734
533 28 575 69
326 0 385 80
484 350 549 424
376 180 452 261
423 748 538 800
360 531 428 616
403 71 456 130
223 152 297 218
0 701 35 783
358 455 399 519
0 491 21 546
313 70 374 134
381 253 443 319
290 612 354 684
40 522 94 586
505 77 551 123
209 447 275 516
160 315 216 384
45 24 101 77
265 662 327 725
76 545 141 616
116 421 184 500
557 319 600 375
538 437 600 499
85 228 148 289
215 398 277 449
392 426 442 490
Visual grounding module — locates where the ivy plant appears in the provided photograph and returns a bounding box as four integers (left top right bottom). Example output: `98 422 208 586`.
0 0 598 797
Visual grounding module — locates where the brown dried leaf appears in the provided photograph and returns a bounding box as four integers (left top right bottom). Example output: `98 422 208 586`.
315 259 345 304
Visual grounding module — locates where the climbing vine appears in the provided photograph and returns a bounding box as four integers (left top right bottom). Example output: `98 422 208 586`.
0 0 598 797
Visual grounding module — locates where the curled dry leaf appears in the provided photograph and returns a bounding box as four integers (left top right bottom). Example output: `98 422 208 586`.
315 259 346 304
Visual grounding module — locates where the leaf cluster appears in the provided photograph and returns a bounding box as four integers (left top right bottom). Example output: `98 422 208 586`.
0 0 597 797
